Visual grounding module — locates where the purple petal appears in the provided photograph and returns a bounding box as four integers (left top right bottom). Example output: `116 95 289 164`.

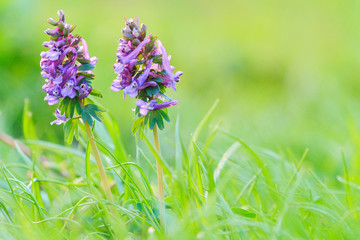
44 94 59 105
117 38 150 64
124 83 139 97
136 99 147 107
153 100 179 110
139 108 149 116
137 59 153 86
111 79 122 91
138 81 157 90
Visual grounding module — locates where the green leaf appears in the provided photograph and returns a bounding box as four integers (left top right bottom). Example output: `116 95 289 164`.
69 101 76 118
156 111 164 130
59 97 70 115
145 85 160 97
64 119 79 144
77 58 90 64
159 110 170 122
149 111 156 130
89 88 103 98
83 77 93 86
132 117 145 135
74 99 81 116
60 97 81 118
231 208 256 218
151 77 163 83
81 104 105 127
23 99 37 140
78 63 95 72
81 110 93 127
77 72 95 79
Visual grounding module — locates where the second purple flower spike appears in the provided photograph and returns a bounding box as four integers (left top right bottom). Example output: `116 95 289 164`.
111 17 182 131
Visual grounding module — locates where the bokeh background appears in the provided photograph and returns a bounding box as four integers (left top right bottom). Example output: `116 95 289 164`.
1 0 360 179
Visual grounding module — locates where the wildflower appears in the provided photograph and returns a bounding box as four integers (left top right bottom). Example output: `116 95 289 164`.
40 10 97 106
111 17 182 117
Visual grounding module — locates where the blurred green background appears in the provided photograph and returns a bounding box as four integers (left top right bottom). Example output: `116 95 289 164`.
1 0 360 178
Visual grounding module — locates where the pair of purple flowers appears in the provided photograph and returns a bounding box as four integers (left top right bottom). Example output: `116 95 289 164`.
41 12 181 126
111 17 181 117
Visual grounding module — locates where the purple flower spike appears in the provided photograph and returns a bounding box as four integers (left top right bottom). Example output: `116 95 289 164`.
112 17 182 126
50 109 69 125
41 10 97 109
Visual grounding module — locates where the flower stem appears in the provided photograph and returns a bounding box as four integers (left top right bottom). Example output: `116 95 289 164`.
84 122 113 204
153 125 165 229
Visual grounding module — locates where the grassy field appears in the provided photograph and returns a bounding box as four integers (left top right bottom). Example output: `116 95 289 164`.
1 0 360 239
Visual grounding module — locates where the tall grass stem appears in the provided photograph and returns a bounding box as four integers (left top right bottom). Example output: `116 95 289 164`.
84 122 113 204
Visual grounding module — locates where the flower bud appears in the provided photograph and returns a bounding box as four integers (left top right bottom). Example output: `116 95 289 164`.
132 29 140 38
63 26 70 37
132 38 140 47
126 18 138 30
57 10 65 22
140 24 147 40
58 21 64 30
122 28 135 40
69 25 76 34
47 18 58 26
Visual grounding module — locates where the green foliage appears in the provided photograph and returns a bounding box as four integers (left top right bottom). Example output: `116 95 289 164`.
132 109 170 138
145 85 160 97
58 98 104 142
1 102 360 239
77 58 90 64
81 104 105 127
63 118 79 144
78 63 95 72
89 88 103 98
58 97 81 118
